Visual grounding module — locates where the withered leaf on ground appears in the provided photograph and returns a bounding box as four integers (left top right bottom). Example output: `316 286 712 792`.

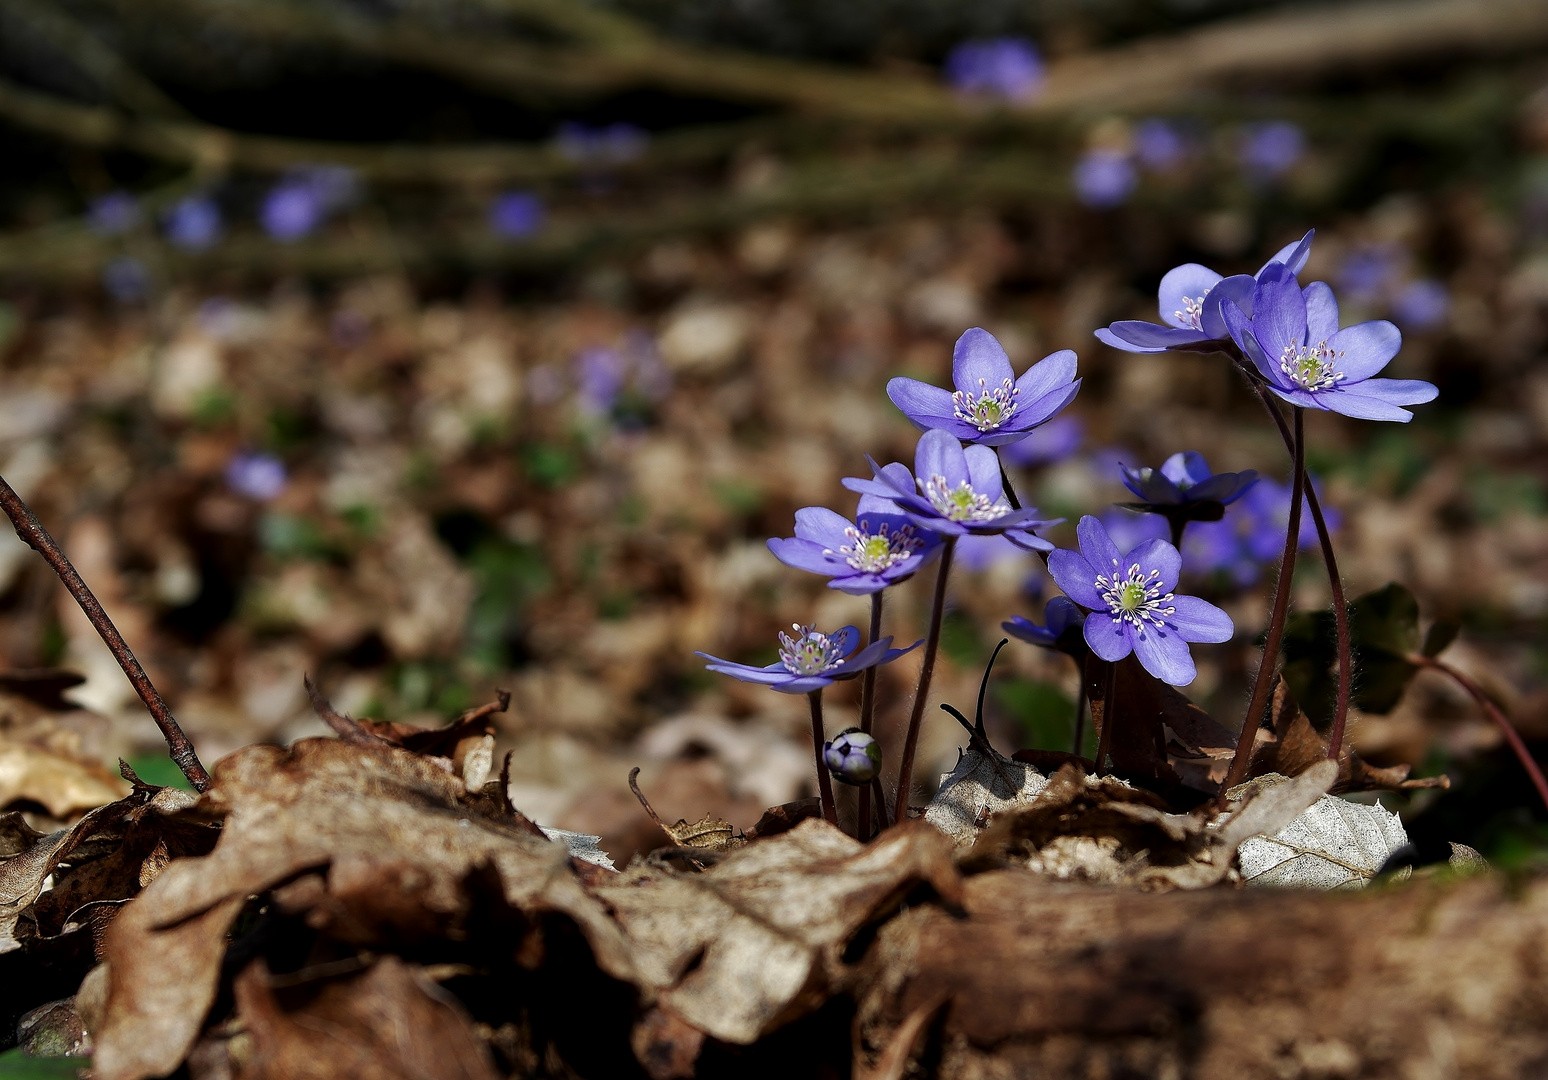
592 818 960 1046
229 955 501 1080
92 738 631 1080
923 748 1046 849
0 738 129 819
1231 773 1411 890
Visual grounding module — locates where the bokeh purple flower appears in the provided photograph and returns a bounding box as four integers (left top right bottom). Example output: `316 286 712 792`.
886 328 1080 446
1223 264 1439 421
844 430 1060 548
998 414 1083 468
101 257 151 303
698 623 919 694
226 451 288 501
573 332 671 420
1096 230 1314 354
163 194 222 251
1049 516 1233 686
1238 121 1305 181
943 38 1044 101
89 191 141 236
823 727 882 785
1134 119 1189 171
767 494 943 594
1183 476 1337 586
489 191 545 239
1337 245 1401 304
1073 149 1137 209
1392 279 1450 330
556 122 649 165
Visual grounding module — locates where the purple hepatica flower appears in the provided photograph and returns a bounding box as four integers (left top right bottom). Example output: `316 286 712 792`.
1134 118 1188 171
844 430 1060 548
943 38 1044 102
768 494 942 594
1120 451 1258 512
823 728 882 785
999 414 1082 467
261 182 324 241
1049 516 1233 686
1003 595 1086 655
1223 264 1438 421
698 623 919 695
1097 230 1314 355
886 328 1080 447
489 191 545 239
1183 476 1336 586
89 191 141 236
1337 245 1401 305
1238 121 1305 181
163 194 222 251
1392 279 1449 331
101 257 151 303
1073 149 1137 209
226 451 287 501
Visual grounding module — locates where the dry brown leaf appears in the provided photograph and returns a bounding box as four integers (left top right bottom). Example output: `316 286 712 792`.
0 739 128 818
232 955 500 1080
594 818 960 1046
923 748 1046 849
92 738 631 1080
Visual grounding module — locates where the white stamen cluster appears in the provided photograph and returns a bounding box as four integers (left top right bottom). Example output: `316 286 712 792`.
951 377 1020 432
1279 339 1345 392
1174 295 1206 331
828 519 923 573
778 624 845 676
921 475 1012 523
1095 558 1175 636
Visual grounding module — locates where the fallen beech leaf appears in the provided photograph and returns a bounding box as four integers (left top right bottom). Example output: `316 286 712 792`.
537 825 616 869
924 748 1046 849
232 955 500 1080
592 819 959 1045
744 797 823 841
1448 842 1490 875
629 765 747 853
1235 778 1410 890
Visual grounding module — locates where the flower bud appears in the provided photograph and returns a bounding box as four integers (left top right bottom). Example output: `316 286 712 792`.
823 727 881 786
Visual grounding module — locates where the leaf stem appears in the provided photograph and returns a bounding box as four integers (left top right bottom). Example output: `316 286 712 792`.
998 458 1022 511
857 589 884 839
1221 401 1304 799
1413 656 1548 814
0 474 211 792
808 690 839 827
1071 667 1088 758
892 536 955 822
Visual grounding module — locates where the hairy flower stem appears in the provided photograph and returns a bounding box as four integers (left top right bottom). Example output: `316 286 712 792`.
1094 661 1117 774
808 690 839 828
1220 404 1305 801
1413 655 1548 813
1169 518 1186 551
1071 673 1088 758
1251 388 1353 760
892 536 955 822
0 474 211 792
856 590 885 839
998 459 1022 511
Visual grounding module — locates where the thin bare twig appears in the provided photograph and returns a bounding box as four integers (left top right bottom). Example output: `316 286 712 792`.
303 675 389 748
1414 656 1548 813
0 474 210 791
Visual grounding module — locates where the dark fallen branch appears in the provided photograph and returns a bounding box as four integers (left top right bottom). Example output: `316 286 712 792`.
0 473 210 792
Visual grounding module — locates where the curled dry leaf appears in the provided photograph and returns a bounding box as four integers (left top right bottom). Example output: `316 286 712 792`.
923 748 1046 849
0 739 129 819
960 761 1337 891
1231 767 1410 889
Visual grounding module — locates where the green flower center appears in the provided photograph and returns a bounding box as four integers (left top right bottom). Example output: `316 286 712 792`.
922 475 1012 523
833 521 923 573
952 378 1020 432
778 625 845 676
1279 340 1345 393
1094 560 1176 636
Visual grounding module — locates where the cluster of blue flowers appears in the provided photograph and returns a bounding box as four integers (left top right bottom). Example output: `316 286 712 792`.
700 228 1439 830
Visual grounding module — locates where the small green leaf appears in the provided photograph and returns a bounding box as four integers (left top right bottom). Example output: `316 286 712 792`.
1422 619 1460 658
0 1048 86 1079
1279 584 1425 729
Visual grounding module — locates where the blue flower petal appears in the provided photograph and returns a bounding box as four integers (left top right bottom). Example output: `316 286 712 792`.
1132 624 1196 685
1048 548 1105 610
915 430 970 489
1303 281 1340 343
1128 537 1181 593
792 506 855 550
767 537 844 575
1075 515 1123 577
1259 229 1315 277
1315 387 1417 422
1013 349 1078 403
1327 320 1400 381
1169 595 1234 643
1251 264 1310 355
886 377 957 429
1083 615 1134 663
1097 322 1208 350
1003 615 1056 647
1201 275 1256 336
1157 264 1223 328
951 327 1016 390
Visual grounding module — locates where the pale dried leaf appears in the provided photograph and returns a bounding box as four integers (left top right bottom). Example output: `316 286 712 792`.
1448 841 1490 875
538 825 616 869
923 748 1046 849
1237 782 1410 890
0 740 128 818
